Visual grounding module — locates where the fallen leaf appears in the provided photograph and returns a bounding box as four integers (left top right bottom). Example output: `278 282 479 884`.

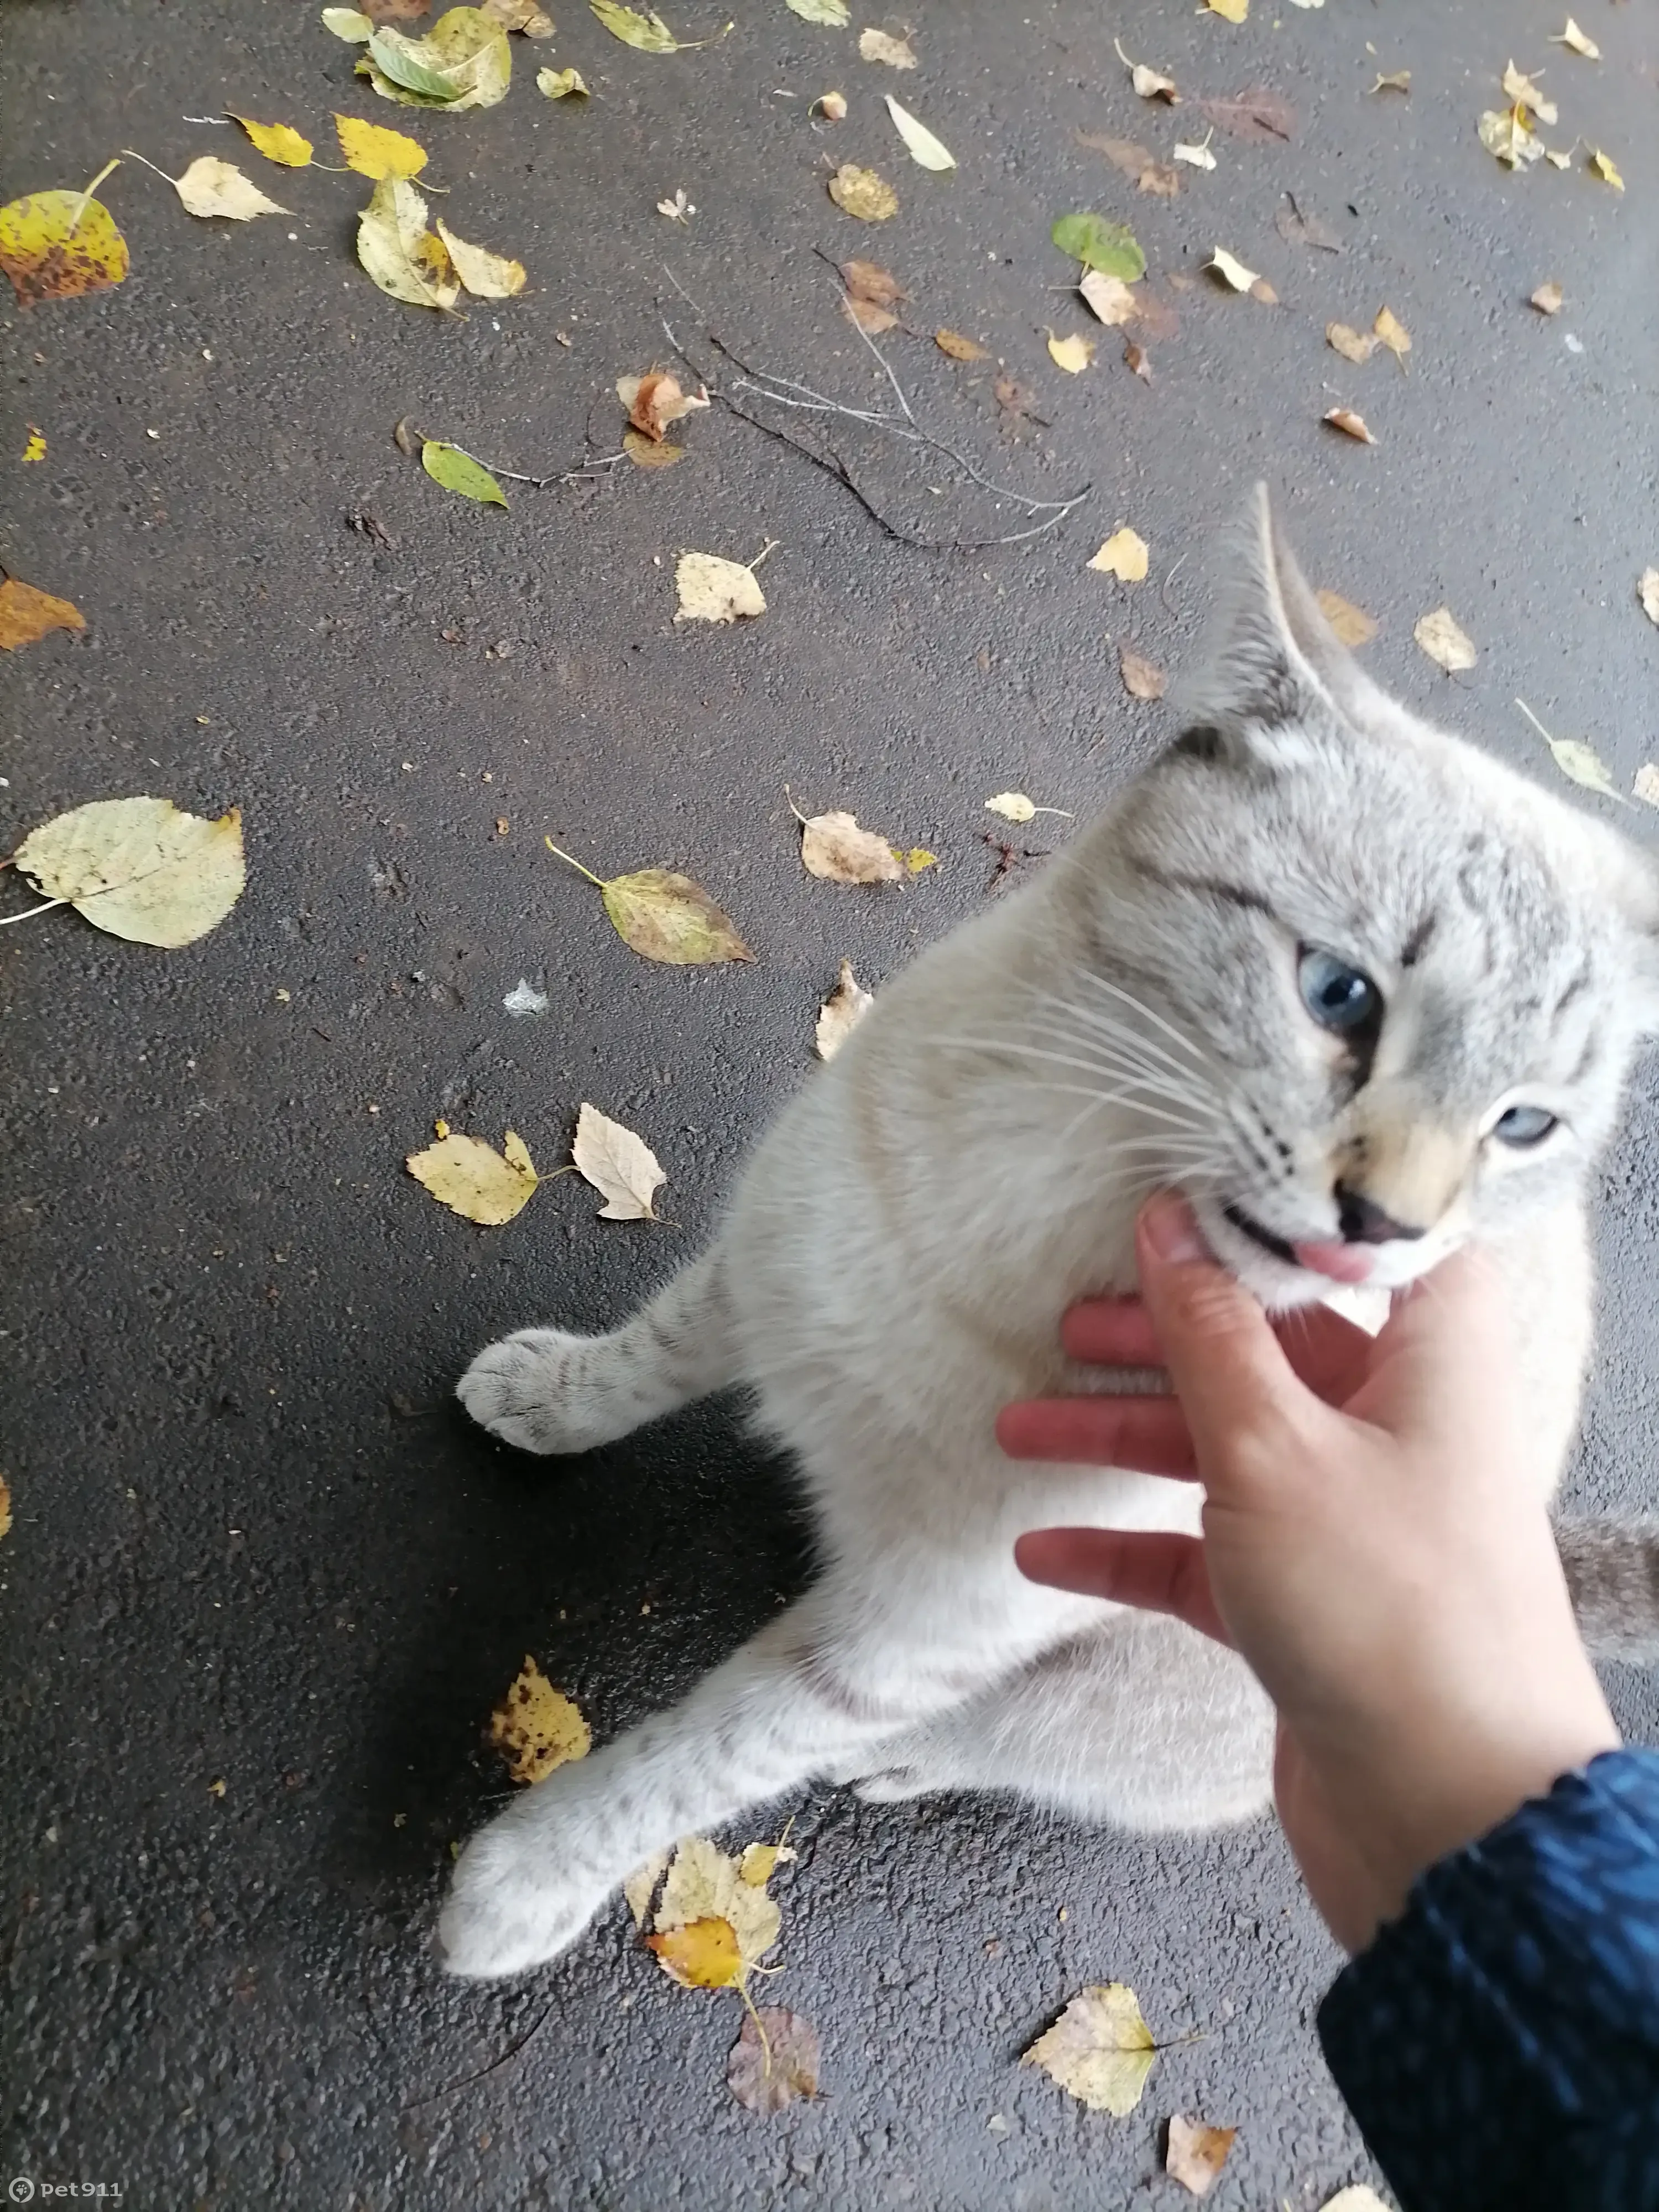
1113 39 1177 101
322 7 375 38
1124 339 1151 382
22 427 46 462
858 27 915 67
1167 2116 1236 2199
488 1656 591 1782
623 1850 670 1927
1119 645 1165 699
1172 137 1216 170
840 256 905 332
1530 279 1563 315
799 807 904 884
648 1916 743 1987
1090 527 1149 582
1249 276 1278 305
435 217 525 296
812 91 847 119
0 577 85 650
572 1101 665 1220
828 164 898 220
406 1128 539 1222
229 116 315 168
1276 192 1342 251
902 848 936 873
1051 212 1146 281
1318 2193 1392 2212
1208 247 1259 292
538 64 589 94
334 113 430 177
357 176 459 309
1323 406 1376 445
0 1477 9 1545
1326 321 1374 363
422 440 507 505
1370 71 1410 95
1634 764 1659 808
1414 606 1476 671
675 550 766 624
655 1834 782 1973
359 4 513 105
1550 17 1600 59
1024 1984 1157 2117
1195 85 1295 141
1079 272 1140 328
1204 0 1248 21
1590 149 1624 191
482 0 554 27
993 374 1041 429
1639 568 1659 624
786 0 847 20
172 156 288 220
985 791 1037 823
936 326 989 360
393 414 420 454
591 0 722 50
657 187 693 222
1500 61 1558 127
815 959 873 1060
1076 133 1180 197
13 796 244 947
503 978 550 1015
546 842 753 963
728 2008 821 2113
1373 305 1411 367
1479 106 1545 168
623 428 685 467
884 94 954 171
1515 697 1622 801
1316 588 1378 646
1046 328 1094 374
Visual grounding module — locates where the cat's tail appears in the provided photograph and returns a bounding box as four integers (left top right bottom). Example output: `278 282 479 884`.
457 1246 741 1455
1558 1517 1659 1665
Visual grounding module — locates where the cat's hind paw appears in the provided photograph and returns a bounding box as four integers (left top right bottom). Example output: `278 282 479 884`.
457 1328 616 1455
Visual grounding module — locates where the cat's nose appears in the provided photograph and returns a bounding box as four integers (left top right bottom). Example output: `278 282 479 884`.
1333 1182 1426 1245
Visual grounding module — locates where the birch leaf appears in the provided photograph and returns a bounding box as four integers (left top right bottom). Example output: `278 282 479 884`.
935 327 989 359
591 0 711 50
1046 329 1093 373
884 95 954 171
654 1833 782 1973
572 1102 665 1220
675 551 766 623
323 7 375 37
1639 568 1659 625
357 177 458 309
799 808 903 884
1373 305 1411 367
1479 106 1544 168
434 218 525 296
985 791 1037 823
546 844 752 964
1089 528 1149 582
816 958 874 1059
0 577 86 650
1634 764 1659 808
489 1657 591 1782
174 158 288 220
624 1851 670 1928
1414 606 1476 671
647 1916 743 1988
13 796 244 947
1500 62 1557 127
1051 211 1146 281
1323 406 1376 445
361 6 513 106
1530 280 1563 315
786 0 848 20
1206 0 1248 20
334 113 429 178
230 116 314 166
1514 700 1623 801
538 65 589 93
858 27 915 67
1327 321 1375 363
624 429 685 467
728 2008 821 2113
422 440 507 504
1024 1984 1157 2116
1113 40 1178 101
1079 271 1139 326
1119 645 1165 700
1589 150 1623 191
1208 246 1259 291
1173 137 1216 170
1315 589 1378 646
1550 17 1600 59
1167 2116 1236 2198
1194 85 1295 140
406 1129 539 1223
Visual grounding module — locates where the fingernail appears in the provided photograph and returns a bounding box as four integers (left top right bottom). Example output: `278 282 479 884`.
1140 1193 1207 1264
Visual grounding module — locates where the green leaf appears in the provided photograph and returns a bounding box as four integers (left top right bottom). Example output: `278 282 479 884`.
589 0 681 49
421 441 508 507
358 8 513 109
1051 211 1146 281
369 25 466 97
601 868 752 962
785 0 849 22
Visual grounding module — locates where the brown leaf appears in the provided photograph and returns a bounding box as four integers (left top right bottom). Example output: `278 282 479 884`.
1326 321 1375 364
1119 644 1164 697
936 327 989 360
393 413 420 455
1123 340 1151 383
0 576 86 650
1166 2115 1237 2199
1323 406 1376 445
623 427 687 468
364 0 431 17
617 371 709 442
1195 85 1296 142
1076 132 1181 196
0 169 130 308
1315 588 1378 646
1530 279 1563 315
842 257 904 332
1249 276 1278 306
993 374 1045 432
799 807 904 884
728 2007 821 2113
1133 291 1180 341
1275 192 1343 252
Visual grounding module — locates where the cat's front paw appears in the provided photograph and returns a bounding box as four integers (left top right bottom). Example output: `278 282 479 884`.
437 1806 614 1979
457 1328 604 1455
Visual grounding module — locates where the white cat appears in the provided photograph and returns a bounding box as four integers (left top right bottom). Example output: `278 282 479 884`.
442 488 1659 1979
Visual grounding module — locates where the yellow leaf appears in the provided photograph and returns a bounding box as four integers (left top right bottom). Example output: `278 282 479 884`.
738 1837 796 1886
828 164 898 220
571 1101 665 1220
1414 606 1477 671
935 327 989 359
1315 588 1378 646
985 791 1037 823
815 957 874 1060
1550 15 1600 58
884 94 955 171
590 0 728 50
434 218 525 296
0 166 131 306
1023 1984 1157 2116
1590 149 1624 191
333 114 429 180
537 65 589 95
174 158 288 221
1205 0 1248 20
1046 328 1094 373
1479 106 1545 168
406 1129 540 1223
358 6 514 108
646 1915 744 1987
1089 527 1149 582
623 427 686 467
356 176 458 309
488 1656 591 1782
1515 698 1623 801
1323 406 1376 445
1530 279 1563 315
654 1833 782 1973
1326 321 1374 364
22 427 46 462
675 550 766 624
1207 246 1259 291
858 26 915 67
1373 304 1411 366
13 795 244 947
1167 2115 1236 2198
0 576 85 650
546 845 753 964
799 807 904 884
1500 61 1557 127
623 1849 670 1928
904 848 937 874
229 115 315 166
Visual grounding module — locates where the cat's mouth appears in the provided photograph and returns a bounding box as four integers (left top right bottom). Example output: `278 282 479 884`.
1222 1203 1298 1269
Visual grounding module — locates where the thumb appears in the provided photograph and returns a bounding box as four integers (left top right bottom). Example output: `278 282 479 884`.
1135 1194 1321 1489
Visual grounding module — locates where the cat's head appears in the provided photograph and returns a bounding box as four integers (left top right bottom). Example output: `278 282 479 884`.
1060 486 1659 1308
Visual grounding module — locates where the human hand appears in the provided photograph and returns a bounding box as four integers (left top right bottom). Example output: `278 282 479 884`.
1001 1194 1620 1952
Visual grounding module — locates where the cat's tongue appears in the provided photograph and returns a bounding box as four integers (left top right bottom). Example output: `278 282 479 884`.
1292 1240 1376 1284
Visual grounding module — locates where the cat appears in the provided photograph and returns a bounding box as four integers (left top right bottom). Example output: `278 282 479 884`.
440 486 1659 1980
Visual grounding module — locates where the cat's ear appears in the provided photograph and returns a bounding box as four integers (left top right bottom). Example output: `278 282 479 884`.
1175 483 1391 764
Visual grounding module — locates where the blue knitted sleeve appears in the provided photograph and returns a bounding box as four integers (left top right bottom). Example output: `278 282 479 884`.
1317 1748 1659 2212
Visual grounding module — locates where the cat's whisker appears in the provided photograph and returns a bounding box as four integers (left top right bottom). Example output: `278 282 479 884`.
1034 982 1212 1086
930 1035 1224 1137
1071 968 1211 1070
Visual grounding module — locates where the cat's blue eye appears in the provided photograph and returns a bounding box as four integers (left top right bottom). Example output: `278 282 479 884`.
1493 1104 1557 1147
1297 947 1381 1035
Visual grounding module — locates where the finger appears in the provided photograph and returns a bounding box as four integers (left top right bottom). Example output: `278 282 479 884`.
995 1396 1198 1477
1014 1527 1230 1645
1058 1297 1165 1369
1359 1244 1517 1449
